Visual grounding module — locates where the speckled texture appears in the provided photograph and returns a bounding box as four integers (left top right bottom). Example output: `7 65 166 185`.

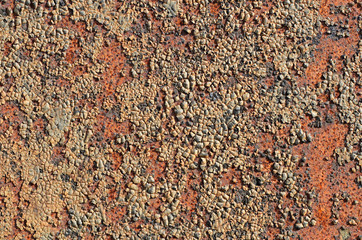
0 0 361 239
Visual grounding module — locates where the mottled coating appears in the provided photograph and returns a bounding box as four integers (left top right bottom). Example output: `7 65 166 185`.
0 0 361 239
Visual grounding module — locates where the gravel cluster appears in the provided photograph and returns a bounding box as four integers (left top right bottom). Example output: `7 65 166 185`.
0 0 360 239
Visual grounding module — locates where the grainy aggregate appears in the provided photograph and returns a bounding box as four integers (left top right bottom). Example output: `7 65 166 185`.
0 0 361 239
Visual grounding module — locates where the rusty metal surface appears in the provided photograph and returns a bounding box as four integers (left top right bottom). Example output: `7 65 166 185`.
0 0 361 239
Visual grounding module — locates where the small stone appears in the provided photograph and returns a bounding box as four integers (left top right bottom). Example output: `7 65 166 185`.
347 218 357 226
310 219 316 226
295 223 304 230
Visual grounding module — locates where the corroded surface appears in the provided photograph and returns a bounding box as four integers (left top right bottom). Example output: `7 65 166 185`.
0 0 361 239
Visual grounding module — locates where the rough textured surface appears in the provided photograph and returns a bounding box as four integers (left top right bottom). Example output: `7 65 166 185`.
0 0 361 239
